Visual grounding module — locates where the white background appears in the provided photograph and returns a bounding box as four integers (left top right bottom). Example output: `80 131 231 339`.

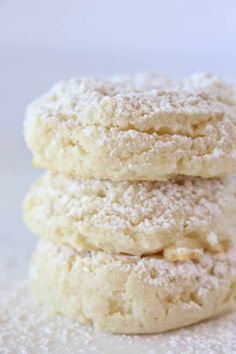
0 0 236 279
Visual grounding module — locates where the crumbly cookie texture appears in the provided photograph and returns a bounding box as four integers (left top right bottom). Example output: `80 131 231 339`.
30 241 236 334
24 72 236 181
24 172 236 258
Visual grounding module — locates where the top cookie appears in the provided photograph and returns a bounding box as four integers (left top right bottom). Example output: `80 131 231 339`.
24 73 236 180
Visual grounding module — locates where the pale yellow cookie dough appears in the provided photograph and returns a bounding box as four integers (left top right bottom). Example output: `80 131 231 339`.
24 73 236 181
30 241 236 334
24 173 236 258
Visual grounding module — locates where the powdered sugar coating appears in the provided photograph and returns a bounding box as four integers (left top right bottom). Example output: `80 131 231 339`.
24 73 236 180
26 72 235 131
24 173 236 257
29 241 236 334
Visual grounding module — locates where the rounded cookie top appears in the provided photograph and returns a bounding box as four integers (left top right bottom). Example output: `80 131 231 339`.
26 72 234 131
24 72 236 180
24 172 236 257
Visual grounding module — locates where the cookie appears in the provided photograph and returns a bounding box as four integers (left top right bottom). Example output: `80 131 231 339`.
30 241 236 334
24 172 236 258
24 73 236 181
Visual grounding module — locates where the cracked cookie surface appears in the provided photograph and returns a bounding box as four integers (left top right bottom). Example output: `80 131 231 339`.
24 73 236 180
24 172 236 258
30 240 236 334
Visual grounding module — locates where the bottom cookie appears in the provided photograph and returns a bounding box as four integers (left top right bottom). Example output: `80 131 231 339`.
30 241 236 334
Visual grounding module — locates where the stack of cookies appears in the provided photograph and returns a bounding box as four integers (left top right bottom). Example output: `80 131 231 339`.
23 73 236 334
